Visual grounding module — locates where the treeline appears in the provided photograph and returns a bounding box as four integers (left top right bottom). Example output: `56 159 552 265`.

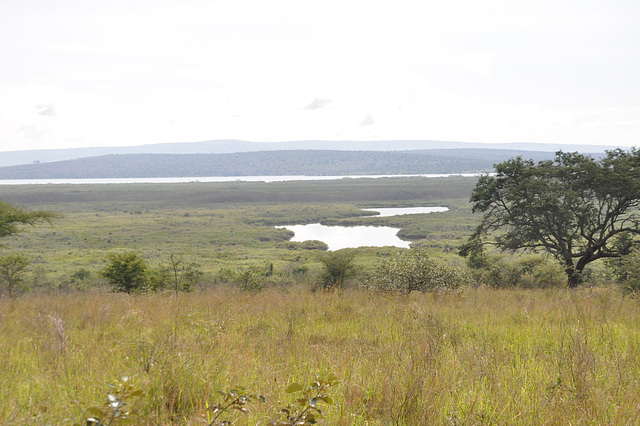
0 149 557 179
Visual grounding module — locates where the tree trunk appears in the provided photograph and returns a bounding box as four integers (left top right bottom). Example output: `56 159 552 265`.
566 267 581 288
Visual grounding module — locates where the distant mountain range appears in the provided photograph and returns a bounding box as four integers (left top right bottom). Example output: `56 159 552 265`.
0 139 618 167
0 149 563 179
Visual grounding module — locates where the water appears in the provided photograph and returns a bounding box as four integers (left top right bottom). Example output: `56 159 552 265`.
279 223 410 251
0 173 479 185
278 206 448 250
362 206 449 217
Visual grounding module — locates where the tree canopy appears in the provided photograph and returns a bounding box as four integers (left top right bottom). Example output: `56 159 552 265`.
0 200 57 240
461 149 640 287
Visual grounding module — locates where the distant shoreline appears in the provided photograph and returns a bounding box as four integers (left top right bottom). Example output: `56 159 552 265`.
0 174 481 186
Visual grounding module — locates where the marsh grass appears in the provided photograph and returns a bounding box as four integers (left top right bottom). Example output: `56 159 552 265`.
2 286 640 424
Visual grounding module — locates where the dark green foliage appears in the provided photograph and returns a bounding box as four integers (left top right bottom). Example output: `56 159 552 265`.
101 252 149 293
0 252 30 296
471 254 566 289
463 149 640 287
298 240 329 251
235 268 266 292
611 249 640 294
70 268 91 283
365 247 470 292
318 250 356 291
146 265 171 292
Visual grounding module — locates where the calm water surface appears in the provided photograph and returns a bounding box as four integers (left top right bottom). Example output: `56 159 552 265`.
0 174 478 185
361 206 449 217
279 206 448 250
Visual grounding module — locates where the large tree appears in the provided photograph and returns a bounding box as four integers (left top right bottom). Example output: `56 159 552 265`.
461 149 640 287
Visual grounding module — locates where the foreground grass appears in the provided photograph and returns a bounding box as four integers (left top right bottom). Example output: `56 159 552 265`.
2 286 640 424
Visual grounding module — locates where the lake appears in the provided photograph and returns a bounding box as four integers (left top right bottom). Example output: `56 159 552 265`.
0 173 479 185
278 206 449 250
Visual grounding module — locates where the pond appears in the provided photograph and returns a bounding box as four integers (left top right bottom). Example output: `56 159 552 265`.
278 206 448 250
361 206 449 217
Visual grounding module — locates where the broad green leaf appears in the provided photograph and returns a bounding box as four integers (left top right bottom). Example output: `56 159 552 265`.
85 407 103 416
285 382 304 393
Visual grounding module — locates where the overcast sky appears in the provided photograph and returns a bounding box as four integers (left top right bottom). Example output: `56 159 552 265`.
1 0 639 152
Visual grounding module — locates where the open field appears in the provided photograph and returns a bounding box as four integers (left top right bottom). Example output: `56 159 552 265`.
0 176 635 424
0 177 478 287
2 286 640 424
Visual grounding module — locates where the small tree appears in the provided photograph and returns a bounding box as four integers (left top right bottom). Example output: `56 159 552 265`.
168 253 202 294
101 252 148 293
318 250 356 291
0 253 30 296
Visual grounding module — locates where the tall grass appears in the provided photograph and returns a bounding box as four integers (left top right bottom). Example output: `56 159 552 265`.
2 286 640 424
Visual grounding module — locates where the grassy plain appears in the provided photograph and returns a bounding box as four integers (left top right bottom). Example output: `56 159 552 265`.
3 287 640 424
1 177 637 424
0 177 477 286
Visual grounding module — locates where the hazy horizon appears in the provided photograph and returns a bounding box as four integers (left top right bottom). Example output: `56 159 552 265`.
2 1 638 152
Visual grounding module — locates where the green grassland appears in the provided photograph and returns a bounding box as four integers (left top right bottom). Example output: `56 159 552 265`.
0 177 477 286
3 287 640 424
1 176 638 424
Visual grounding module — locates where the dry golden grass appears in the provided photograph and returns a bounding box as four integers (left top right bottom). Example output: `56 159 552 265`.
2 286 640 424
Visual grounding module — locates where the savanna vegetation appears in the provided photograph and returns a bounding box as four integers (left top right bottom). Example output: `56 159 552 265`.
1 168 640 424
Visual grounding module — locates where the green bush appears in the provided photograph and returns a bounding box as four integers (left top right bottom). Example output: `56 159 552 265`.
101 252 149 293
317 250 356 291
0 252 30 296
471 255 566 289
365 247 470 293
612 250 640 294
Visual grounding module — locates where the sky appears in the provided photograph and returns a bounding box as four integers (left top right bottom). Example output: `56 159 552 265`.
1 0 639 152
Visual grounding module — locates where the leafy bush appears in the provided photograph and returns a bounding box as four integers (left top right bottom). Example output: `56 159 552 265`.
612 250 640 294
469 254 566 289
274 373 339 425
365 247 470 293
101 252 149 293
201 387 264 425
75 376 145 426
317 250 356 291
0 252 30 296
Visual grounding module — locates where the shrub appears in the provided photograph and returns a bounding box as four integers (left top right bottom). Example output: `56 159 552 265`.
236 268 267 291
471 254 566 289
101 252 149 293
317 250 356 291
0 252 30 296
612 250 640 294
365 247 470 293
